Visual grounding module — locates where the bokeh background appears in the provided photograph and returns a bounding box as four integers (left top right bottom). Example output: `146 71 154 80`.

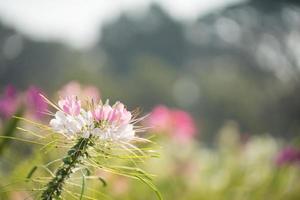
1 0 300 199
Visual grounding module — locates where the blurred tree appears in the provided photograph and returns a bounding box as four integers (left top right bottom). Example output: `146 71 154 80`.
0 22 87 92
184 0 300 138
99 4 186 72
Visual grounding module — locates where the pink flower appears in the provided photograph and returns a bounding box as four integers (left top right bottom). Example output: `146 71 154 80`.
275 146 300 167
58 96 81 116
58 81 100 102
5 85 16 97
92 104 113 121
92 102 132 126
0 85 19 119
146 105 197 142
172 110 196 142
26 86 48 119
110 102 132 125
147 105 172 132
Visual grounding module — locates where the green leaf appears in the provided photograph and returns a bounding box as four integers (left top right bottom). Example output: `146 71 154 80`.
98 177 107 187
26 166 38 180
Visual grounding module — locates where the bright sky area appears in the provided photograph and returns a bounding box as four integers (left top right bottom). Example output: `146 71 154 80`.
0 0 244 49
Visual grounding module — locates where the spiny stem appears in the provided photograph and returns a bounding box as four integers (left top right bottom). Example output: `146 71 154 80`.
41 137 92 200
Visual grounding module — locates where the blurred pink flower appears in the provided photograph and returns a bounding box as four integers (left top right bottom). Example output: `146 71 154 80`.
111 177 129 196
58 81 100 101
0 85 19 119
26 86 48 119
147 105 172 131
275 146 300 167
146 105 197 142
172 110 196 142
10 191 33 200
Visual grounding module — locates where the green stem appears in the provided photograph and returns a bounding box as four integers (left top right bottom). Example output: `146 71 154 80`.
41 137 91 200
0 109 23 156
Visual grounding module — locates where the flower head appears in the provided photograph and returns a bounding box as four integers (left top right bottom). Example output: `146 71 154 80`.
51 96 135 141
21 95 161 200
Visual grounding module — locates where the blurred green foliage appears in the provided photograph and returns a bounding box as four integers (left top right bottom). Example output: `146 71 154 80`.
1 120 300 200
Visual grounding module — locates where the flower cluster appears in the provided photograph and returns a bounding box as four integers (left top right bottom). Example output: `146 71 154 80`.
50 96 135 141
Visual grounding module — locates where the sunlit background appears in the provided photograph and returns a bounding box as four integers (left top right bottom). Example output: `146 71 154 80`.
1 0 300 199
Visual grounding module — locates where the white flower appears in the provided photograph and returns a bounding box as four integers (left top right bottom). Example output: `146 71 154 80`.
111 124 135 141
50 111 82 137
91 124 135 141
78 110 94 138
